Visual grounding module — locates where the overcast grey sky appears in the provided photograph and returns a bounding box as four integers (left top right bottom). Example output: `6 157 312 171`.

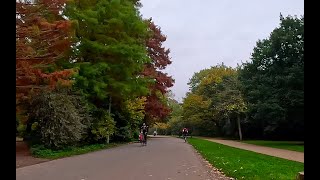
139 0 304 102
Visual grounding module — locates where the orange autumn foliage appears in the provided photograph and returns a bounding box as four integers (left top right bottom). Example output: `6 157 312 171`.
16 0 75 112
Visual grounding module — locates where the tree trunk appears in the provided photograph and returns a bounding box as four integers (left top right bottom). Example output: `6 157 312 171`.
237 114 243 141
107 135 110 144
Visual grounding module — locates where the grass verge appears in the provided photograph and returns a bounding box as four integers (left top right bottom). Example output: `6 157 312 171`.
241 140 304 152
31 143 124 159
188 138 304 180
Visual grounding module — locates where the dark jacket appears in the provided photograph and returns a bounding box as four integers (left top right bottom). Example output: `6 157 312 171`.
141 125 148 134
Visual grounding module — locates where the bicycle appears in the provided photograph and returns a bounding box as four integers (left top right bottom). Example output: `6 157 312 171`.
182 134 187 142
139 132 147 146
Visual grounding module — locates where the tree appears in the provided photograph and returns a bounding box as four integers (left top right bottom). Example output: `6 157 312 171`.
91 114 116 143
167 97 183 119
187 68 211 93
182 93 213 136
16 0 75 125
142 20 174 124
196 64 235 96
212 74 247 140
239 15 304 140
165 94 184 135
182 64 241 137
151 122 169 135
65 0 151 142
67 0 150 105
16 0 74 90
123 97 147 134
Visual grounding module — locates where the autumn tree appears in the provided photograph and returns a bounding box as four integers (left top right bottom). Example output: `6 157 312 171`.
187 68 211 93
120 97 147 139
182 93 213 136
181 64 242 137
142 20 174 124
16 0 75 120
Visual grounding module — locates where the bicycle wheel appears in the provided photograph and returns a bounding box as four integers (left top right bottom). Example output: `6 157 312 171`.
140 136 144 146
144 134 147 146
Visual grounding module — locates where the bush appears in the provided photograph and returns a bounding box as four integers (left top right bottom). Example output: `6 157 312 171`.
114 126 133 142
16 115 28 137
133 130 139 140
17 123 27 137
91 114 116 142
28 90 91 149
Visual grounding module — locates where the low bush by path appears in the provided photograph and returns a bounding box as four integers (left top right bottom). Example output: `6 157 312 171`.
31 143 125 159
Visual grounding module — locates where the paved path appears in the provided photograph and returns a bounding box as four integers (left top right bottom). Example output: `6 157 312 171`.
16 141 49 168
201 137 304 163
16 136 230 180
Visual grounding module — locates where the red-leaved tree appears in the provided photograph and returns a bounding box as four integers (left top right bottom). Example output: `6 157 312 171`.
142 20 174 123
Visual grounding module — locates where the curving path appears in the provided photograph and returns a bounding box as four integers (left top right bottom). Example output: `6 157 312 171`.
16 136 230 180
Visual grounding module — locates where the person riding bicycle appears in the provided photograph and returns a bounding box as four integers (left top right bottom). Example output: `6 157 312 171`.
140 123 148 145
182 128 188 139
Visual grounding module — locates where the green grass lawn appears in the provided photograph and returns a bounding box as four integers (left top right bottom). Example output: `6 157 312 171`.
31 143 124 159
188 138 304 180
242 140 304 152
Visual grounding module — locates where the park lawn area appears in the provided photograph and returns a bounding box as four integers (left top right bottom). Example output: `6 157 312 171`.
241 140 304 152
31 143 124 159
188 138 304 180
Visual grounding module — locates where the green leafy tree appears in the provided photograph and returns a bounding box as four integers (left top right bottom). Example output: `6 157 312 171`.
239 15 304 140
65 0 151 142
212 74 247 140
182 93 213 136
187 68 211 93
91 114 116 143
66 0 150 102
165 95 184 135
182 64 243 137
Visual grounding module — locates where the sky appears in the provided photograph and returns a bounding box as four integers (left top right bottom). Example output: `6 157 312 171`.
139 0 304 102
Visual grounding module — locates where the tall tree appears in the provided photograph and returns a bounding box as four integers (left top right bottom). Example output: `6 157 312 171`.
182 64 240 137
182 93 213 136
142 20 174 124
239 15 304 140
16 0 74 117
187 68 211 93
65 0 151 141
212 73 247 140
67 0 150 108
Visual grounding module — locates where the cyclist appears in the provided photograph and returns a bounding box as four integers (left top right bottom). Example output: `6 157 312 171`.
140 123 148 145
182 128 188 142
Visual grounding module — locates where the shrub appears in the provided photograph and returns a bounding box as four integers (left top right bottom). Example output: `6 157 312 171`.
115 125 133 142
28 90 91 149
91 114 116 142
